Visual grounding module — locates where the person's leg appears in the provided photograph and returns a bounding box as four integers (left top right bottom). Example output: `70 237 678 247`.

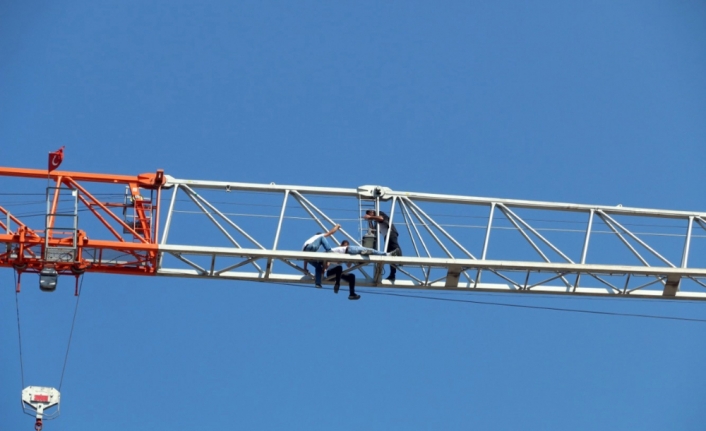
319 236 332 252
307 237 322 251
347 245 386 256
312 261 323 286
388 265 397 279
326 266 342 293
308 236 333 252
342 273 359 299
386 237 400 280
386 236 401 254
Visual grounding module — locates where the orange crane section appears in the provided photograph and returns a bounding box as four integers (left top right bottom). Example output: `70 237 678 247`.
0 167 167 291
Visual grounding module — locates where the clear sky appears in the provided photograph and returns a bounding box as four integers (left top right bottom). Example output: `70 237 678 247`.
2 1 706 430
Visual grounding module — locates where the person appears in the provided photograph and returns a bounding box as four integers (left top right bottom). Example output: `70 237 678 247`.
330 240 400 257
322 240 399 301
302 224 340 288
363 210 402 281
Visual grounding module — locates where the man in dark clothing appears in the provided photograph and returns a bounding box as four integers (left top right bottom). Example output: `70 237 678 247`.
364 209 402 282
325 264 360 300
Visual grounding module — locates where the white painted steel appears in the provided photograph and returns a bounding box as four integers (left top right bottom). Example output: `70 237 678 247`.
157 177 706 300
22 386 60 420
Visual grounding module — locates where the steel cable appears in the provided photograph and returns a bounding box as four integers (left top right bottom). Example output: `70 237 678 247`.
14 271 26 389
59 275 84 391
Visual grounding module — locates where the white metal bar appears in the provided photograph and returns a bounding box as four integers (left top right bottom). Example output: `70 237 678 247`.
215 257 261 275
498 206 551 262
399 199 430 282
697 218 706 232
268 191 290 277
496 205 579 293
393 265 424 284
475 203 496 288
483 270 523 290
160 184 180 245
597 212 651 267
586 273 621 294
499 205 573 263
405 198 477 259
182 187 265 273
402 197 476 283
375 196 380 252
404 199 455 258
404 199 474 283
183 185 265 249
627 276 665 293
400 199 422 258
165 176 706 219
292 194 330 236
574 209 594 292
183 188 243 248
169 252 207 275
157 266 706 299
156 244 706 278
622 274 631 294
687 276 706 289
682 217 693 268
498 205 572 292
526 273 569 290
383 196 397 253
598 211 676 268
166 178 357 197
292 191 360 246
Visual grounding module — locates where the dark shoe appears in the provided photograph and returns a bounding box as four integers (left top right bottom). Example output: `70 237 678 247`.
386 248 400 256
385 276 395 282
315 284 323 288
348 294 361 300
333 283 340 294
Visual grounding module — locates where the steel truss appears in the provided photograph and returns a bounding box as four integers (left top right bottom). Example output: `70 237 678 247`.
159 177 706 300
2 167 706 299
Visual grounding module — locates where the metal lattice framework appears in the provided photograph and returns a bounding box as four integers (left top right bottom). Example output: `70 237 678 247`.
2 166 706 299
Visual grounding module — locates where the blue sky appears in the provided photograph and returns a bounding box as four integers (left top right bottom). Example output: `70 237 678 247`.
1 1 706 430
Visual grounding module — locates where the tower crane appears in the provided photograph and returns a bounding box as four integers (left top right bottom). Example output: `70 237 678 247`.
3 164 706 428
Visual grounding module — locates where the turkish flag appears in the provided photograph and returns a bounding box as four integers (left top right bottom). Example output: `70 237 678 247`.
48 146 65 172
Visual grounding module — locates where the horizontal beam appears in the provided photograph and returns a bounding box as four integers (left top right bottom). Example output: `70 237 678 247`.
158 245 706 278
156 267 706 300
166 175 706 219
0 167 165 189
165 177 358 197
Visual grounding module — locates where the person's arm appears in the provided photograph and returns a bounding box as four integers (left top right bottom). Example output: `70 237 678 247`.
322 224 341 237
364 214 384 223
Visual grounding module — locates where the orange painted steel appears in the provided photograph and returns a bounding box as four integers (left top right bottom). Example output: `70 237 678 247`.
0 167 165 189
0 167 166 284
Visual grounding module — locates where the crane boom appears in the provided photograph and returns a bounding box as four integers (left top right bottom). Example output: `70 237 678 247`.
2 166 706 299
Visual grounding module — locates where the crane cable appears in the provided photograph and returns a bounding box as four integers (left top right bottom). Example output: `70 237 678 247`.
11 272 85 393
14 270 26 389
59 275 84 391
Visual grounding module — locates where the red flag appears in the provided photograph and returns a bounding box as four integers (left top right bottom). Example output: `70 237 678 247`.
48 146 65 172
